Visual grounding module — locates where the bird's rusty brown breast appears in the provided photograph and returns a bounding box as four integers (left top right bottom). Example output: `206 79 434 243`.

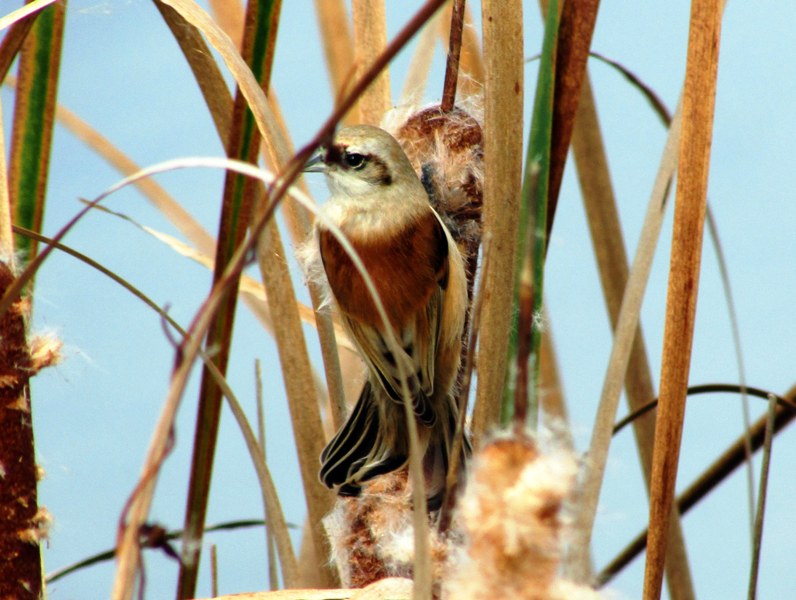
319 210 449 329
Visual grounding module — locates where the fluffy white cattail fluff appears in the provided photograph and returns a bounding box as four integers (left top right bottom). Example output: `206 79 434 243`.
443 433 604 600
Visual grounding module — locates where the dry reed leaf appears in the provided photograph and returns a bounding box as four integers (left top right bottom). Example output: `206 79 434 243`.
455 6 484 96
472 0 525 440
313 0 355 121
0 0 56 32
160 0 291 169
154 0 234 141
545 0 599 237
352 0 390 124
0 97 11 260
0 13 35 85
538 309 572 451
255 226 338 587
571 78 695 597
398 14 440 108
567 97 683 584
208 0 244 50
644 0 723 596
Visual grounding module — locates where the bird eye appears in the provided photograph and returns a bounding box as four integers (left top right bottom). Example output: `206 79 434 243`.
343 152 366 170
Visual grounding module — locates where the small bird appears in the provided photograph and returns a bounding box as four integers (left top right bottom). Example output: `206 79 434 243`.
303 124 470 509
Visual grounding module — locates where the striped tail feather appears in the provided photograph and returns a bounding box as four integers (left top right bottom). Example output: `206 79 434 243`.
319 381 408 494
320 381 470 510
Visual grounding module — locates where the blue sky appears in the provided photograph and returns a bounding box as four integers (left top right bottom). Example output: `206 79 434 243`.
4 1 795 598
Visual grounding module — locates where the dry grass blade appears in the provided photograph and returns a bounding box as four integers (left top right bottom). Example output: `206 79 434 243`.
0 0 56 32
8 0 64 260
254 361 280 591
352 0 389 124
208 359 300 588
254 219 338 589
160 0 291 169
313 0 354 119
0 12 36 83
571 78 695 597
588 51 672 126
0 98 10 259
644 1 723 597
705 208 755 528
209 0 244 49
567 98 682 583
154 0 234 142
472 0 524 440
747 394 778 599
398 15 439 108
545 0 599 242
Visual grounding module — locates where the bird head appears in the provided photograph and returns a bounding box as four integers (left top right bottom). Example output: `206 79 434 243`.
304 125 424 200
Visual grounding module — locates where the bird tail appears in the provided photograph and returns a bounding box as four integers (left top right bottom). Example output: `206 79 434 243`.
320 382 471 510
319 380 408 495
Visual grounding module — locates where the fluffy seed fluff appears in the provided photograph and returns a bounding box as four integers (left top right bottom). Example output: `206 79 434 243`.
443 433 604 600
323 470 450 591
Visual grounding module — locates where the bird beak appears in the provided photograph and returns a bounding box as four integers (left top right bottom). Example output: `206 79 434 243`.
303 148 327 173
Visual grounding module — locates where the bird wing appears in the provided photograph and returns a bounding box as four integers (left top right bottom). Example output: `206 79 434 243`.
341 213 451 425
319 205 453 425
342 311 435 426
